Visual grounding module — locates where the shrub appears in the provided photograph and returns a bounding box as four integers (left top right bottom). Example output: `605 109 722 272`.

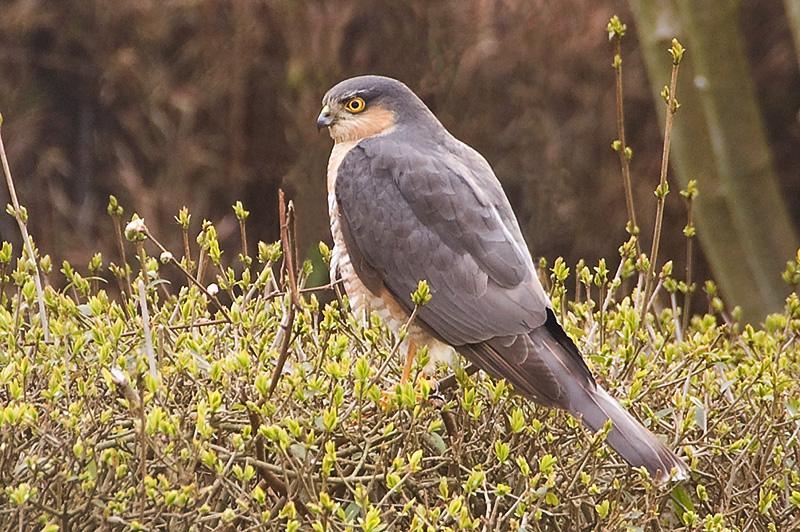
0 195 798 530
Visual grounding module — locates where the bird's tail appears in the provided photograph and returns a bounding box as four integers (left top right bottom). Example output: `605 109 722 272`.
462 309 688 483
567 381 689 483
536 314 688 483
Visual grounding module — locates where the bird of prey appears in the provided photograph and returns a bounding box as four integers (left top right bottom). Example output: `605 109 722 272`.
317 75 688 482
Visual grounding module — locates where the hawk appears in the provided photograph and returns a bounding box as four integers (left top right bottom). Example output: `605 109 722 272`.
317 75 688 482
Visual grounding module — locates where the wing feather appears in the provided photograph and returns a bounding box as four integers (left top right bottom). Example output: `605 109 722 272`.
335 135 548 345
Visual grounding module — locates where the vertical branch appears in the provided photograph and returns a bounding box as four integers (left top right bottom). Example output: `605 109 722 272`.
279 190 300 307
107 195 132 296
239 217 249 260
138 376 147 522
786 0 800 68
233 201 251 265
680 179 698 331
608 17 640 251
0 115 50 342
642 39 685 317
175 206 193 272
267 189 299 399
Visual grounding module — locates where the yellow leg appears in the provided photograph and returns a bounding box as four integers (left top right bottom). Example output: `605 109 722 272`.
379 341 417 410
380 342 442 409
401 341 417 384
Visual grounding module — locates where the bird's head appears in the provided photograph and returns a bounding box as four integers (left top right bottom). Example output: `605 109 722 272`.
317 75 432 143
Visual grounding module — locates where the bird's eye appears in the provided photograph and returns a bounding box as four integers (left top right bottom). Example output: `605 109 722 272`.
345 97 366 113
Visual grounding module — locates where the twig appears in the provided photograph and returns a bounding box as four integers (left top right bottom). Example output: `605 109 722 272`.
137 375 147 522
671 292 683 343
642 39 685 319
137 279 158 379
107 196 132 296
0 114 50 342
266 189 299 398
608 17 641 251
233 201 250 263
279 189 300 307
267 292 296 399
680 180 698 332
142 227 232 323
585 258 624 346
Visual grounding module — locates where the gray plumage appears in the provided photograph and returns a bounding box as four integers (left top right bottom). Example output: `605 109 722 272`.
324 75 688 482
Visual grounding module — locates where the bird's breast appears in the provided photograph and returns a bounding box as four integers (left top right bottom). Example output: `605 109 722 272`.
326 140 358 194
327 140 377 321
325 139 455 370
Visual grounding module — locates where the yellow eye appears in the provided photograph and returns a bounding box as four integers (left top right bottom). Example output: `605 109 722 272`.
345 96 366 113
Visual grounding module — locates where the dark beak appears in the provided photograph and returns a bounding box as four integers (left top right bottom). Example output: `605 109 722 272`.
316 105 334 130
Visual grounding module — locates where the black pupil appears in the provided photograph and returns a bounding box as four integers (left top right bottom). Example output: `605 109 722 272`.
351 100 360 109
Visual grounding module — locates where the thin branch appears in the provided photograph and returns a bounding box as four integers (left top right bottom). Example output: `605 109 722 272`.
266 189 299 399
681 180 698 332
143 227 232 323
642 39 685 319
0 115 50 342
585 258 625 347
609 19 641 252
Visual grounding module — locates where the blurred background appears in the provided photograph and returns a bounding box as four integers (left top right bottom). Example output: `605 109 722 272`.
0 0 798 321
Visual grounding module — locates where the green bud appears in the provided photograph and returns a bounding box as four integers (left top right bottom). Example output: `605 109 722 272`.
411 280 432 306
606 15 627 40
624 146 633 160
232 201 250 221
107 195 124 217
318 241 332 264
680 179 699 199
669 38 686 64
175 206 191 229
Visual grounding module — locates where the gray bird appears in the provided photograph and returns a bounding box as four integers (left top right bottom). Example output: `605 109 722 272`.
318 75 688 483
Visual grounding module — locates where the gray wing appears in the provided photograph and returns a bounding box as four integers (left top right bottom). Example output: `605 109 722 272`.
336 134 596 406
335 135 549 345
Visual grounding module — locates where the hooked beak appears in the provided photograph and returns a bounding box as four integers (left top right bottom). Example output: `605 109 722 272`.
316 104 335 130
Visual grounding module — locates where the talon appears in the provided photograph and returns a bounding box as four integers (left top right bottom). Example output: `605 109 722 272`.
427 378 445 405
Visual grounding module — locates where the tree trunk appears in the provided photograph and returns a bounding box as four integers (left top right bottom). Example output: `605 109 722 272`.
629 0 799 322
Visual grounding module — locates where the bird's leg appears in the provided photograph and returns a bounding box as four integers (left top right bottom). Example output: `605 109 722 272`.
382 343 452 409
379 341 417 411
401 342 438 394
401 340 417 384
408 345 444 403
